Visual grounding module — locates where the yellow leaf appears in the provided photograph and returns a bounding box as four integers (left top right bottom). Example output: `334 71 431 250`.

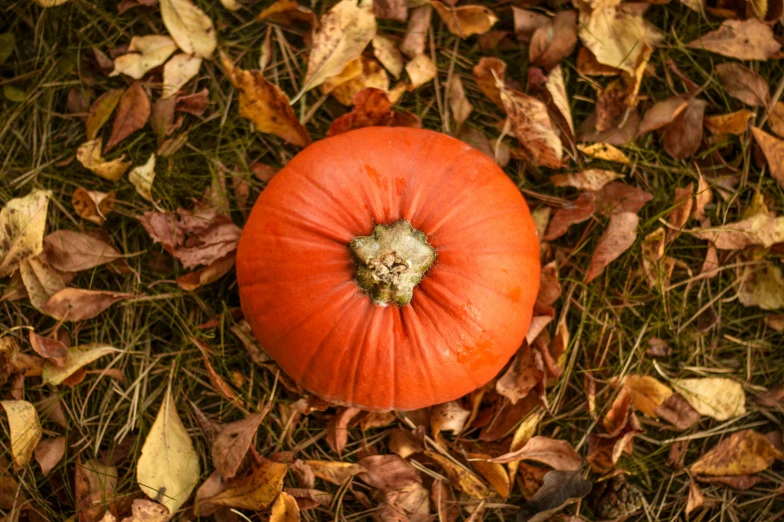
468 456 510 498
31 0 69 6
577 142 630 163
330 57 389 106
76 139 132 181
431 2 499 38
579 8 661 76
222 54 311 148
270 491 300 522
162 54 202 99
301 0 376 92
220 0 241 11
0 400 42 469
737 261 784 310
768 101 784 138
137 388 200 514
19 257 64 310
372 35 403 79
0 189 51 278
110 35 178 80
691 430 782 476
42 344 117 385
425 451 492 499
405 54 437 90
129 154 156 202
703 110 753 137
616 375 673 417
160 0 217 59
306 460 365 485
673 378 746 421
200 458 287 510
545 65 574 135
321 58 363 94
688 212 784 250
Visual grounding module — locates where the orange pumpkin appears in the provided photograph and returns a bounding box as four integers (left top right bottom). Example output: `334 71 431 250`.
237 127 540 411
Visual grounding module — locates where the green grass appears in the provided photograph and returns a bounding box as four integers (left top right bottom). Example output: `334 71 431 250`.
2 0 784 520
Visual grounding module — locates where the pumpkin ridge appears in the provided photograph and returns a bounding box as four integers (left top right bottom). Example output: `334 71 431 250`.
399 305 439 408
427 265 522 301
414 169 496 237
258 203 354 244
342 303 377 407
417 275 488 335
426 205 529 243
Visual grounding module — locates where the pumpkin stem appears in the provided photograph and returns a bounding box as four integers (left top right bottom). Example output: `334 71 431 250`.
350 220 436 306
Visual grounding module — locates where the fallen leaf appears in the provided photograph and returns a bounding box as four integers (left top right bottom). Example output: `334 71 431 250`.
768 102 784 138
512 7 549 42
86 89 124 140
0 189 51 278
516 470 592 522
42 343 116 385
577 142 630 163
472 57 505 108
76 459 119 522
307 461 365 485
388 428 424 459
697 475 765 490
529 11 578 70
212 410 269 479
76 139 132 181
637 95 689 136
499 85 562 168
662 98 707 161
430 401 471 440
359 454 420 490
372 35 403 79
496 343 543 404
430 481 460 522
40 288 133 322
120 499 170 522
20 257 65 310
160 0 217 58
405 54 437 89
177 252 236 291
327 407 361 455
110 35 178 80
752 127 784 187
0 400 42 468
488 435 582 470
431 2 499 38
426 451 491 499
29 331 68 363
257 0 318 34
641 228 673 289
666 183 694 243
545 65 574 137
269 491 300 522
615 375 673 417
105 82 151 152
221 54 310 148
579 8 661 76
129 153 157 202
544 192 595 241
330 56 389 106
704 109 753 137
137 387 200 513
373 0 407 22
176 89 209 115
400 5 432 57
377 482 430 520
550 170 620 191
685 19 781 61
716 63 770 108
688 212 784 249
162 53 202 99
673 377 746 421
201 458 287 510
34 436 65 475
448 76 472 126
738 261 784 310
691 430 782 476
468 456 510 498
585 212 638 283
576 46 620 76
43 230 122 272
301 0 376 92
31 0 70 6
72 188 116 226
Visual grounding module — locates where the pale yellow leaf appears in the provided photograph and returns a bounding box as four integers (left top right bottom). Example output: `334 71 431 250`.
372 35 403 79
162 53 202 99
110 35 178 80
220 0 241 11
0 189 51 278
76 139 132 181
673 378 746 421
160 0 217 59
688 213 784 250
405 54 437 90
577 142 630 163
330 57 389 106
137 388 200 514
19 257 65 310
545 65 574 135
579 9 661 76
129 153 157 202
42 344 117 385
0 400 42 468
738 261 784 310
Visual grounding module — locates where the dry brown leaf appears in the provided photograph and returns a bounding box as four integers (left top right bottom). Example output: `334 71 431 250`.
430 481 460 522
704 109 753 137
105 82 151 153
326 88 417 136
663 98 707 161
637 95 689 136
544 192 595 241
685 19 781 61
640 228 674 289
769 101 784 138
752 127 784 187
110 35 177 80
666 183 694 243
500 85 562 169
212 410 269 479
330 57 389 106
86 89 124 140
376 482 430 520
400 5 432 57
201 458 287 510
307 461 365 485
488 435 582 470
426 451 492 499
673 377 746 421
697 475 765 490
0 400 42 468
177 252 236 291
430 401 471 440
496 343 543 404
76 139 132 181
162 53 202 99
257 0 318 33
43 230 122 273
34 436 65 475
388 428 424 459
0 189 51 279
359 454 420 490
301 0 376 92
595 182 652 217
373 0 407 22
327 407 362 455
585 212 638 283
29 331 68 363
72 188 116 226
512 7 549 42
75 459 119 522
716 63 770 108
431 2 499 38
221 54 311 148
120 499 169 522
40 288 133 322
688 212 784 249
579 8 661 76
372 35 403 79
550 170 620 191
685 479 705 517
472 57 505 108
691 430 782 476
405 54 437 90
160 0 217 58
577 142 630 163
530 11 578 71
448 76 472 126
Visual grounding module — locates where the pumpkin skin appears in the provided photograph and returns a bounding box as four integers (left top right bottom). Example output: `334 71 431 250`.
237 127 540 411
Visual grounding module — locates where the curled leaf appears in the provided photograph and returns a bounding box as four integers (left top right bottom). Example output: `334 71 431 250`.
76 139 132 181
